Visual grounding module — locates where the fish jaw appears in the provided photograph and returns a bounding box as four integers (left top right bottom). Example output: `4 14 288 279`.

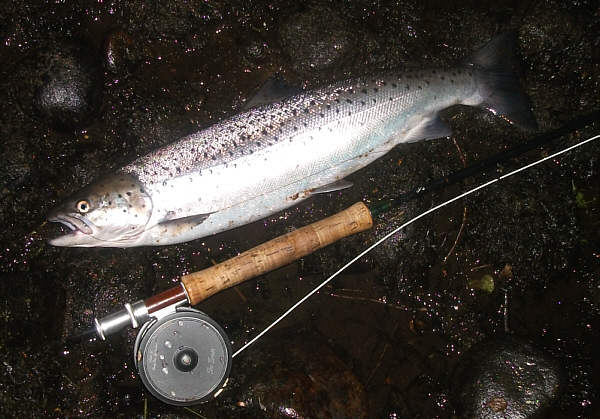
47 211 110 247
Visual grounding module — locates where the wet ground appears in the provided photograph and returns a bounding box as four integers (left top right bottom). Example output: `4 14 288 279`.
0 0 599 417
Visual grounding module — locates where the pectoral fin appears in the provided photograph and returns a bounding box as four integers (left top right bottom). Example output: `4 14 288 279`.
158 212 212 229
311 179 354 194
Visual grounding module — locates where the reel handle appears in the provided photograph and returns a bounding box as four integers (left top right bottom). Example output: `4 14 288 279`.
181 202 373 305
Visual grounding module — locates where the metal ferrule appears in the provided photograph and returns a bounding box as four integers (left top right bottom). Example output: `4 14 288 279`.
95 300 150 340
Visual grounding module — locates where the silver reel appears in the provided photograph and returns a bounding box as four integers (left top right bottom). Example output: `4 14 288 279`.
133 307 232 406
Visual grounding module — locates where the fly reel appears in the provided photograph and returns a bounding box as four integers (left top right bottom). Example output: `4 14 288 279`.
133 307 232 405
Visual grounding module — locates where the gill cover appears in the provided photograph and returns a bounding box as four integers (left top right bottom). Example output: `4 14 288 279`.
48 173 153 247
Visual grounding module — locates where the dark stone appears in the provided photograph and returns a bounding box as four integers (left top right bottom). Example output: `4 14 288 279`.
17 41 103 131
453 335 562 418
103 29 142 74
278 6 356 74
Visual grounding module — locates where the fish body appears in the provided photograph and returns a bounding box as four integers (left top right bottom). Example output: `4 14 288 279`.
48 33 536 247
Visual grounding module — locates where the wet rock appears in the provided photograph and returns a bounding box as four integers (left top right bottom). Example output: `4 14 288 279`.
16 41 103 131
278 6 356 74
453 335 561 418
234 329 368 418
103 29 143 75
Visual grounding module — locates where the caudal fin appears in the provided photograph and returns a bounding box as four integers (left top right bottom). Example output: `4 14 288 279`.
470 32 538 131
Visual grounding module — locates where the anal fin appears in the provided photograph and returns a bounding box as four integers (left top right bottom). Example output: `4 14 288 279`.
403 114 452 143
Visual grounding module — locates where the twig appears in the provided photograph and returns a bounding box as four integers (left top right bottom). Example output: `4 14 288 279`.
183 407 208 418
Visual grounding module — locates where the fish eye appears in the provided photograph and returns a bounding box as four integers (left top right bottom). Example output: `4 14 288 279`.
76 200 91 213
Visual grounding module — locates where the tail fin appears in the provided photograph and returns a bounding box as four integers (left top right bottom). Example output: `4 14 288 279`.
469 32 538 131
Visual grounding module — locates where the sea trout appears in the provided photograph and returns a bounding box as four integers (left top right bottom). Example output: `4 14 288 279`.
48 33 536 247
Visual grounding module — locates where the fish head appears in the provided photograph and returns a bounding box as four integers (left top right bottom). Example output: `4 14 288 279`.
48 173 153 247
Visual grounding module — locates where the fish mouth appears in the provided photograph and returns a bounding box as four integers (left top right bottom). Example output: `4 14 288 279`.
47 213 95 246
48 214 94 235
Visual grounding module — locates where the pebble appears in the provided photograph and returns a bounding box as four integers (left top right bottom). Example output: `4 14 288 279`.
103 29 141 74
453 335 561 418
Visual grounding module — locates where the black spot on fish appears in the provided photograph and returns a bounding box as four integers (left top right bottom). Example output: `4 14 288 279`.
304 108 309 113
346 99 352 104
425 80 430 85
389 97 393 101
326 104 331 109
211 156 216 160
108 201 112 205
320 112 325 117
381 81 387 86
392 83 397 88
372 98 377 103
441 76 445 80
118 194 122 198
450 79 454 83
335 98 340 103
126 191 131 196
361 89 367 94
348 111 352 116
373 88 378 93
262 129 267 135
336 108 340 113
418 85 422 89
140 188 144 193
303 122 308 127
292 109 298 115
360 100 365 106
256 141 261 146
310 100 315 106
432 69 437 74
405 84 410 90
293 126 298 131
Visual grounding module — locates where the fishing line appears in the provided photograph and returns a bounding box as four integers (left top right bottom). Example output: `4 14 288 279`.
232 132 600 358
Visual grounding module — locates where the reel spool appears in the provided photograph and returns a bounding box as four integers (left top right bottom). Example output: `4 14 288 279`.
133 307 232 406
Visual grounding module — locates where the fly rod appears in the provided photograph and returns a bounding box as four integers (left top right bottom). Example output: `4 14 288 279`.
74 112 599 405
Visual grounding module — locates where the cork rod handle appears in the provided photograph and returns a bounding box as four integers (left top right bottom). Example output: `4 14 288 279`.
181 202 373 305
